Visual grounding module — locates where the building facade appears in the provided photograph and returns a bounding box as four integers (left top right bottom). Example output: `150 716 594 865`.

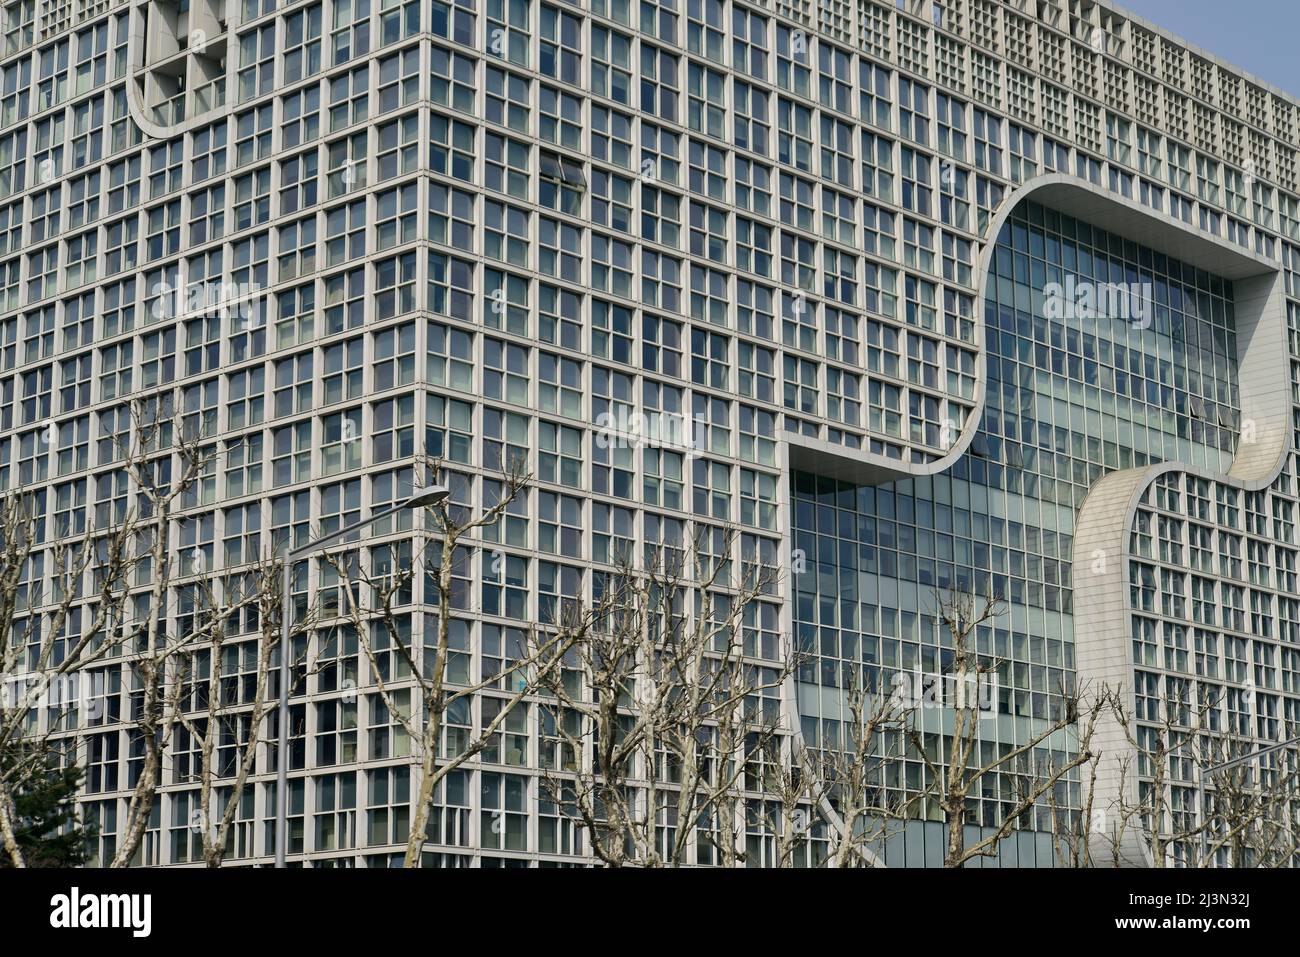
3 0 1299 865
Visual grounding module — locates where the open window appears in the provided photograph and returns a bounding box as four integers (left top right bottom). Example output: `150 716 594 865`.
539 150 586 216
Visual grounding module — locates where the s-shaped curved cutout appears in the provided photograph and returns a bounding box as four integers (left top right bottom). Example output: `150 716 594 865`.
783 172 1287 488
782 172 1289 866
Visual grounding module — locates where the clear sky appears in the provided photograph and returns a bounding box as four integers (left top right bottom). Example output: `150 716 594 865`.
1115 0 1300 97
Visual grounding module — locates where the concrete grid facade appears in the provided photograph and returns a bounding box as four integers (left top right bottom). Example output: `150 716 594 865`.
3 0 1300 865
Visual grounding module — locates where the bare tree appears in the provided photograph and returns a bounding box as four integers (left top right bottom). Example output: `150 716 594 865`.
330 458 584 867
0 490 139 866
111 394 245 867
657 531 794 868
1226 740 1300 868
791 674 922 868
1045 742 1101 867
1198 741 1300 868
172 558 293 867
908 589 1103 868
757 741 816 868
0 389 303 868
532 561 654 866
1109 687 1300 868
1107 688 1210 867
533 527 790 867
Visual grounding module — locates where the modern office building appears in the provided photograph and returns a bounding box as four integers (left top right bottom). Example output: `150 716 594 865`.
3 0 1298 866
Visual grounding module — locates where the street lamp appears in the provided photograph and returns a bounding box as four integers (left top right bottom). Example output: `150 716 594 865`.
273 485 449 867
1197 733 1300 866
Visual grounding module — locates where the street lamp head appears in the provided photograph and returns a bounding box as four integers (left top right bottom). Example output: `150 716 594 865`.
406 485 451 508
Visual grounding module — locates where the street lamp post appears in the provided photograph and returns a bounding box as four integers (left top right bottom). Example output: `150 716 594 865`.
273 485 449 868
1197 733 1300 866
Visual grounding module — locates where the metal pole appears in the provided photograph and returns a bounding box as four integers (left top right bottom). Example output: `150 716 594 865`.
1199 770 1208 866
274 556 292 867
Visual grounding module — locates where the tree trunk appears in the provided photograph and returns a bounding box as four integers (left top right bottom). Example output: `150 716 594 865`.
404 744 440 867
114 752 159 867
945 801 966 867
0 790 26 867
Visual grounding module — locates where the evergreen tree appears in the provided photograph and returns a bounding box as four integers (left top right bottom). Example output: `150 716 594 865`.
0 750 92 868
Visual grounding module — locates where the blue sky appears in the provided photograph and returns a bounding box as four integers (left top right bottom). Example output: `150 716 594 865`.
1115 0 1299 97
